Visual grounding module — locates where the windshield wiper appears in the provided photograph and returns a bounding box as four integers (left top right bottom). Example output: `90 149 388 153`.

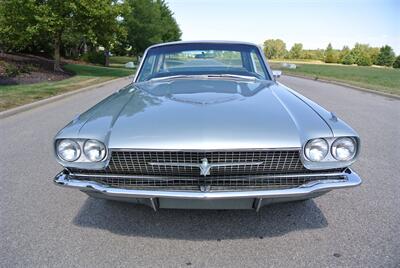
148 75 195 82
206 74 257 80
148 74 258 82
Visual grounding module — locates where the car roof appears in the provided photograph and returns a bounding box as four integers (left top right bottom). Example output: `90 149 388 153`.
147 40 261 49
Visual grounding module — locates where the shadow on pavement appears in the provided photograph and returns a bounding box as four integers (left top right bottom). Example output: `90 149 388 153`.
73 197 328 240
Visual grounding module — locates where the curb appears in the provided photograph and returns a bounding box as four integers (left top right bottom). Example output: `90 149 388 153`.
0 76 132 119
283 74 400 100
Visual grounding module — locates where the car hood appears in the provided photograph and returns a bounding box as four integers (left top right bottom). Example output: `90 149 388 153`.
59 78 333 150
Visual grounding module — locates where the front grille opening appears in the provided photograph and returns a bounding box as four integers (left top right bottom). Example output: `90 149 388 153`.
106 150 306 176
71 150 324 176
69 150 346 191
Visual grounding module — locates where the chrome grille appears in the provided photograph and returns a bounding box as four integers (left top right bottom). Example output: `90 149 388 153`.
72 173 346 191
69 149 346 191
104 150 308 176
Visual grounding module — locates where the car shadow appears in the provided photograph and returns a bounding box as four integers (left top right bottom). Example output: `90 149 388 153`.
73 197 328 240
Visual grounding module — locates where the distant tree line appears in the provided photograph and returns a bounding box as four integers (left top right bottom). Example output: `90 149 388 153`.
0 0 181 71
263 39 400 68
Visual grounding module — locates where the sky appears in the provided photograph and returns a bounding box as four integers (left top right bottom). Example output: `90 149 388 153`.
167 0 400 53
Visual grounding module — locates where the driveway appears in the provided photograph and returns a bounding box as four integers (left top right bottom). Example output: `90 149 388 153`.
1 75 399 267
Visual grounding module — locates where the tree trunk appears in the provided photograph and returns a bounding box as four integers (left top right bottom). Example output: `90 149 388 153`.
104 48 110 67
53 33 63 72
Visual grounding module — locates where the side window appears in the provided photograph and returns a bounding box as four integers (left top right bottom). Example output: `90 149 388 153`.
250 51 267 79
138 55 156 81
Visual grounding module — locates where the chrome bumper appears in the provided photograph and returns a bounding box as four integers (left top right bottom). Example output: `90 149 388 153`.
54 169 361 210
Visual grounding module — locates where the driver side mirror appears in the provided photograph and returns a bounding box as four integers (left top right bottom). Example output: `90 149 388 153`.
272 70 282 79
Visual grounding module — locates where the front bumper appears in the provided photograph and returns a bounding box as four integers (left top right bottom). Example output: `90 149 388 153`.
54 169 362 210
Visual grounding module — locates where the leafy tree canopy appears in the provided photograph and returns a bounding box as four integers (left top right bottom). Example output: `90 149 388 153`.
376 45 396 67
393 56 400 68
263 39 286 59
124 0 181 56
289 43 303 59
351 43 373 66
324 43 338 63
0 0 181 69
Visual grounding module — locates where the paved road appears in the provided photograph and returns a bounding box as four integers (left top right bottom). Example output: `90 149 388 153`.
1 76 399 267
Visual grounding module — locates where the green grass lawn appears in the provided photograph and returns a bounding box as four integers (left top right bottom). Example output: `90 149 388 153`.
109 56 137 69
109 56 137 65
0 64 134 112
270 62 400 95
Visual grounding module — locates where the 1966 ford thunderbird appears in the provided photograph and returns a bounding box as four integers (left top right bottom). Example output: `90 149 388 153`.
54 41 362 211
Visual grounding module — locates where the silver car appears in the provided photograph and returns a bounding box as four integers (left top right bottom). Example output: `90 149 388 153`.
54 41 362 211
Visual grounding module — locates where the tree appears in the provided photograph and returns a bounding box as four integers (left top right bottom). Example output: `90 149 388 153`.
35 1 82 71
338 46 351 64
0 0 83 71
393 56 400 68
0 0 129 69
289 43 303 59
157 0 181 42
324 43 338 63
0 0 41 53
368 47 380 65
124 0 181 57
341 53 355 65
351 43 372 66
61 27 87 59
263 39 286 59
77 0 126 66
355 53 372 66
376 45 396 67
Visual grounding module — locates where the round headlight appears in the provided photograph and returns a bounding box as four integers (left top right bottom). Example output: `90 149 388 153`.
57 139 81 162
83 140 106 162
304 138 329 162
332 137 356 161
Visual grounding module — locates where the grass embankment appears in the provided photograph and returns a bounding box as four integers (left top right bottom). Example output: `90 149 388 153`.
0 64 134 112
270 62 400 96
109 56 137 68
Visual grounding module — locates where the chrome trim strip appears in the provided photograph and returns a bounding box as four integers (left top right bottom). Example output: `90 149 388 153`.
69 171 346 180
54 169 362 200
109 147 301 152
133 41 274 82
147 161 264 167
147 40 264 49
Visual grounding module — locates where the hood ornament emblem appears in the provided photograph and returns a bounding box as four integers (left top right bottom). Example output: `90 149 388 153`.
149 158 263 177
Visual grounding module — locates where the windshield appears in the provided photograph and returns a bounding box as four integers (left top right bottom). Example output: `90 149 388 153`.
136 43 271 82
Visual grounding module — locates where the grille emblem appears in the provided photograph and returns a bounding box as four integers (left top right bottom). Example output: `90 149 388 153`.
148 158 263 177
200 185 211 192
199 158 212 176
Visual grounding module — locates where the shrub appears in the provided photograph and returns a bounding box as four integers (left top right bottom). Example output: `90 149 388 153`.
341 53 354 65
393 56 400 69
355 52 372 66
376 45 396 67
351 43 373 66
4 62 20 77
324 43 338 63
80 51 106 65
0 62 34 77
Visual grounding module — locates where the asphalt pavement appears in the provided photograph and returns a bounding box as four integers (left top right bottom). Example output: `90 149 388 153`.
1 75 399 267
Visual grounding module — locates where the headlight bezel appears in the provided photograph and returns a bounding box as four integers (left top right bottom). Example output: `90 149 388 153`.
302 136 359 170
331 137 357 161
56 139 81 162
83 139 107 162
55 138 108 164
304 138 329 162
